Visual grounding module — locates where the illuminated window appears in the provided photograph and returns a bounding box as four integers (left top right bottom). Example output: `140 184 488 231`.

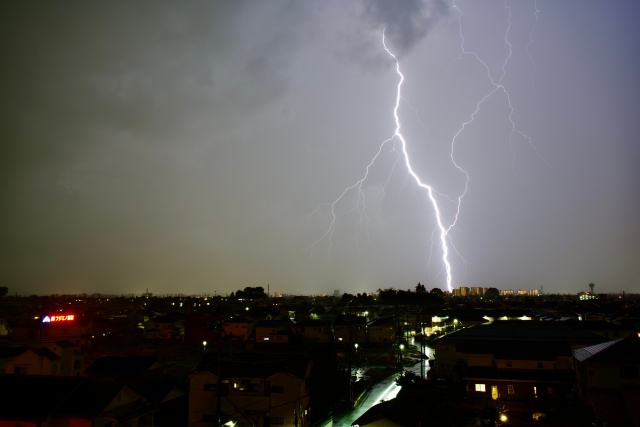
533 386 537 395
507 385 514 394
475 384 486 392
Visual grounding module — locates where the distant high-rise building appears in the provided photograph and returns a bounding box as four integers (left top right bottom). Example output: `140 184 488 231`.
333 289 340 298
470 287 484 296
453 287 470 297
589 283 595 294
501 290 514 296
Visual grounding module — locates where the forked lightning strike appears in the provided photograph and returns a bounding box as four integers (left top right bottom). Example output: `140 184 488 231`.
304 1 544 292
305 32 457 292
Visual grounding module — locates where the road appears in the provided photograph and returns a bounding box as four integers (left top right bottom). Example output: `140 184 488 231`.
334 345 434 427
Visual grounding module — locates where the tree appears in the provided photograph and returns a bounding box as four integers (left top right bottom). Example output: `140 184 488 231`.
485 288 500 298
377 288 398 304
0 287 7 298
430 288 444 298
415 283 426 294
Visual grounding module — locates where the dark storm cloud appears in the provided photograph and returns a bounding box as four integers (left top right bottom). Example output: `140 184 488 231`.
1 1 638 295
363 0 448 54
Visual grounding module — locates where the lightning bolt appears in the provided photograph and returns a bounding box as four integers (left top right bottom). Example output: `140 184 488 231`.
304 1 545 293
304 32 458 292
382 34 456 292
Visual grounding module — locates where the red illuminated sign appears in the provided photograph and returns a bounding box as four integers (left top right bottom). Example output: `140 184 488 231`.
42 315 74 323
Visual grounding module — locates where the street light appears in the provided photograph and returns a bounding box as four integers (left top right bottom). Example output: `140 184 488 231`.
354 343 359 353
499 414 508 423
399 344 404 350
202 340 207 352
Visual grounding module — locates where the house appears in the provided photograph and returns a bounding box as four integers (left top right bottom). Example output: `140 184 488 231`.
255 320 293 343
292 320 332 342
0 341 83 376
464 340 577 405
334 315 366 344
0 346 61 375
432 321 607 388
574 338 640 426
366 317 396 342
574 338 640 399
0 376 155 426
9 316 82 347
44 340 84 376
189 353 313 427
86 356 165 391
145 315 178 339
223 317 255 341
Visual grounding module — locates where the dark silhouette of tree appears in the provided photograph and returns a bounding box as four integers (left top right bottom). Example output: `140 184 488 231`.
485 288 500 298
430 288 444 298
0 287 7 298
235 287 267 300
415 283 426 294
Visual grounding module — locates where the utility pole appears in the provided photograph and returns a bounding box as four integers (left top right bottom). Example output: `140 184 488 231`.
347 304 353 405
420 308 424 379
216 333 222 426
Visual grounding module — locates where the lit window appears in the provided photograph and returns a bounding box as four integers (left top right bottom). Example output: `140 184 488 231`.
533 386 537 395
475 384 486 392
508 385 514 394
263 337 269 341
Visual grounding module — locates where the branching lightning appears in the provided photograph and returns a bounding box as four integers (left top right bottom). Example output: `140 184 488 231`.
304 1 544 292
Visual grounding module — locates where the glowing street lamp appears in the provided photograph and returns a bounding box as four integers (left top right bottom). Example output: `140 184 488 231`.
354 343 359 353
202 340 207 352
399 344 405 350
499 414 508 423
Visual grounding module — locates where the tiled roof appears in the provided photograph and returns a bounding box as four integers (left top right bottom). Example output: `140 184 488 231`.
573 338 640 364
463 340 572 360
434 322 606 344
224 317 254 324
197 353 311 379
367 317 396 327
31 347 61 361
86 356 161 375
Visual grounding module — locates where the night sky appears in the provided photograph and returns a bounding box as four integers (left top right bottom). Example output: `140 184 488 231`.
1 1 639 296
